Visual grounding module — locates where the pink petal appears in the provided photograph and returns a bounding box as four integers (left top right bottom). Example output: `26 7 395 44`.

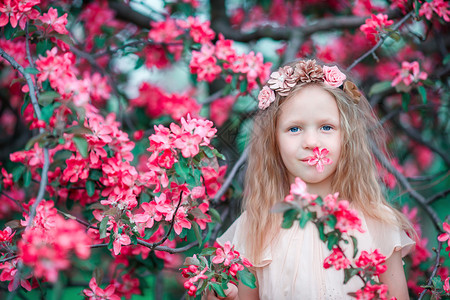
307 158 318 166
316 162 324 172
438 233 449 242
443 222 450 233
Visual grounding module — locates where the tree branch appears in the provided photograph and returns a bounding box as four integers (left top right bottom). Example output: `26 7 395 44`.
348 11 414 71
418 241 443 300
370 141 442 231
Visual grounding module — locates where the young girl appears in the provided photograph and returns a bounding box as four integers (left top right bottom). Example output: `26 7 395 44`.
206 59 416 300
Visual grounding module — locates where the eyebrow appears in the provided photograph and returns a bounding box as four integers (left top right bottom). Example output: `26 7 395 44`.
280 117 340 126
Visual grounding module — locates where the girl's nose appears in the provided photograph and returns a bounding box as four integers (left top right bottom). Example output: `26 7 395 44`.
302 130 320 149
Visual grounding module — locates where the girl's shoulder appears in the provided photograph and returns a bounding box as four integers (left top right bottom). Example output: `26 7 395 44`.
350 204 415 260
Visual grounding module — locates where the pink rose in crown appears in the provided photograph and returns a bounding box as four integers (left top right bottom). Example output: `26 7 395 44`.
307 147 333 172
323 66 346 88
258 86 276 110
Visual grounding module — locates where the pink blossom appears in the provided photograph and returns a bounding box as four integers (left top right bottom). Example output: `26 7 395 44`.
178 16 215 44
334 200 364 233
113 232 131 255
391 61 428 89
419 0 450 22
323 65 346 87
210 95 236 127
212 241 235 266
360 13 394 44
438 222 450 249
355 282 389 300
0 259 32 292
444 277 450 293
0 227 15 243
323 247 351 270
307 147 333 172
190 44 222 83
355 249 387 277
83 277 121 300
173 133 202 158
0 0 40 29
39 7 68 34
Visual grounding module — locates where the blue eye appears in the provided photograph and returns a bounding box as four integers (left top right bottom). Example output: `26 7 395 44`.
289 127 300 133
321 125 333 131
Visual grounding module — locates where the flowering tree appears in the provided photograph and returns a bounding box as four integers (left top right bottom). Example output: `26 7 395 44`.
0 0 449 299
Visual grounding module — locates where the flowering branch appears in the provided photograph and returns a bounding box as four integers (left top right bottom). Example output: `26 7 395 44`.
347 11 414 71
418 241 444 299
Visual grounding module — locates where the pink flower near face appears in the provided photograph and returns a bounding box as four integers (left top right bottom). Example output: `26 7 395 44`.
323 66 346 87
306 147 333 172
258 86 275 110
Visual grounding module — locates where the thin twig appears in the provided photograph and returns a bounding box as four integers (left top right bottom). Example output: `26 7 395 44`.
347 11 414 71
418 241 443 300
213 146 248 204
0 255 18 264
1 191 26 212
0 47 50 298
426 188 450 205
150 192 184 249
370 141 442 231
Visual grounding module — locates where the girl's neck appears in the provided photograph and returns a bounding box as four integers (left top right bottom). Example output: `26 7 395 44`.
306 181 333 198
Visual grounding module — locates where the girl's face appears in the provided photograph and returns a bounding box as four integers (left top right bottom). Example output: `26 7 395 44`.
276 85 342 197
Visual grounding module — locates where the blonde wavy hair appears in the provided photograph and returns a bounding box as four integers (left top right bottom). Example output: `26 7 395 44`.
242 65 417 265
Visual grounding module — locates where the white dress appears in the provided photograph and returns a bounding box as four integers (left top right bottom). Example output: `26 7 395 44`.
217 205 415 300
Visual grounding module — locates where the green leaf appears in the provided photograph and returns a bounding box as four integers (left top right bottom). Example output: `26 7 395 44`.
208 207 221 223
36 40 52 56
343 268 359 284
4 24 17 40
443 54 450 65
12 165 26 182
212 149 225 160
389 32 401 42
369 81 392 96
210 282 226 297
25 132 49 150
402 92 411 111
89 169 103 181
135 57 145 70
191 221 203 247
200 247 217 256
38 91 60 106
417 86 427 104
239 78 248 93
73 136 88 158
237 270 256 289
41 104 55 122
203 147 214 158
86 180 95 197
94 36 106 49
24 67 40 75
99 216 109 239
327 233 339 250
281 209 298 229
139 192 150 203
351 236 358 258
65 125 92 135
23 170 31 187
299 211 312 228
174 161 189 181
317 222 326 241
130 234 138 245
432 276 443 289
325 215 337 229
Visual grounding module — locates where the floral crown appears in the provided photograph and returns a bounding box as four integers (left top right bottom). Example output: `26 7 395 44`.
257 59 362 110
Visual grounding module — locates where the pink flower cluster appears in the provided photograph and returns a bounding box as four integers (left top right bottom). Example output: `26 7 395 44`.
0 0 40 29
190 34 272 90
323 247 351 270
181 242 252 296
17 200 91 283
38 7 68 34
419 0 450 22
322 193 364 233
83 277 120 300
391 61 428 90
211 241 252 276
360 13 394 44
355 249 387 277
438 222 450 252
130 82 201 121
35 48 111 107
181 258 208 296
355 282 389 300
